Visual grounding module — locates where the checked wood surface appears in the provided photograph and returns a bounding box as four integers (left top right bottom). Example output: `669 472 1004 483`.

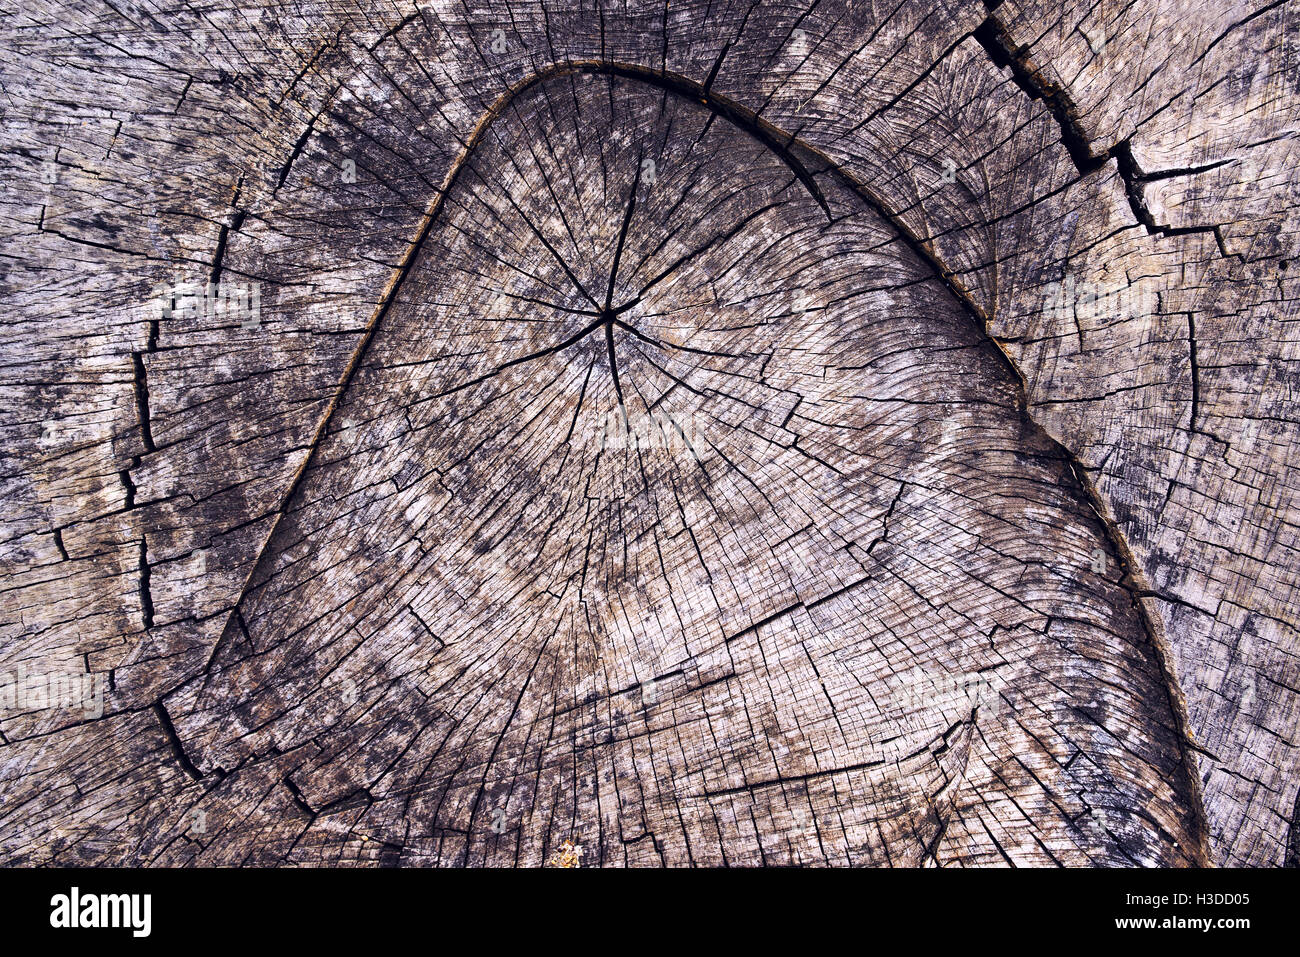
1 0 1296 867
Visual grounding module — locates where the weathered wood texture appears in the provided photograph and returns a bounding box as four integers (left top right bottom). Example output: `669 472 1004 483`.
0 0 1294 866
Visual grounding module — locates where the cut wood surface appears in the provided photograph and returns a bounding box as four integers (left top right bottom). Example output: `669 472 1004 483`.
0 0 1295 867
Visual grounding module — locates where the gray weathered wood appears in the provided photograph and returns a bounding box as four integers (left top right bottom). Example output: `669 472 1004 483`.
0 0 1295 867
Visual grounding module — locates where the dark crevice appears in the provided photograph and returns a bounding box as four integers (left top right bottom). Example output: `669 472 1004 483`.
154 701 203 782
702 42 731 96
601 154 643 409
275 115 318 192
604 316 625 407
126 278 162 476
1109 140 1159 226
201 49 1216 866
274 37 340 111
131 351 155 453
209 177 245 285
604 154 641 311
973 16 1236 254
1125 155 1237 181
119 467 137 510
1112 142 1236 253
137 538 154 630
284 776 317 817
972 17 1105 177
1287 786 1300 867
958 20 1231 862
865 480 908 556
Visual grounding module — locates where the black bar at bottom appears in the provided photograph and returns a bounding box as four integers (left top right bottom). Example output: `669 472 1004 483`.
0 866 1286 946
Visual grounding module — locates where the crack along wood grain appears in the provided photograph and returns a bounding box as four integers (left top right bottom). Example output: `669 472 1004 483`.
6 0 1291 867
158 61 1210 866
